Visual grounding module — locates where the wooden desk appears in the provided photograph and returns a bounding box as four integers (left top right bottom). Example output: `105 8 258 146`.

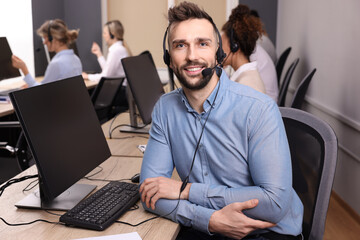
0 77 98 118
101 112 149 157
101 112 149 140
107 138 146 158
0 156 180 239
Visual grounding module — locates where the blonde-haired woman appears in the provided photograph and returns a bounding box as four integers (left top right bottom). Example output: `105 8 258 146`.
82 20 131 82
12 19 82 87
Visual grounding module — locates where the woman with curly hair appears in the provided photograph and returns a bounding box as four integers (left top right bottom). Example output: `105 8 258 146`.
222 4 278 101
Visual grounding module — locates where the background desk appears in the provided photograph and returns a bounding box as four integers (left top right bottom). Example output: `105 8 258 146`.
0 77 97 118
0 156 180 240
101 112 148 157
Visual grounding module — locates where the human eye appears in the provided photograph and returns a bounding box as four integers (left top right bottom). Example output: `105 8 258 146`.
175 43 185 48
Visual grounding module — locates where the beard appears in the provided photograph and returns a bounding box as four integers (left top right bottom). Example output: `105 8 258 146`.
172 60 216 90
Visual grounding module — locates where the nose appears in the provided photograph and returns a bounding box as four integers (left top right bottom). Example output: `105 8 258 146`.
186 44 199 62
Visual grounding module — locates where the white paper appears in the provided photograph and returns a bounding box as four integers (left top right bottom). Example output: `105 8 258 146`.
73 232 142 240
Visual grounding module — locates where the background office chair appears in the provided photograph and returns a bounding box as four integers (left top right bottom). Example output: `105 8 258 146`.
290 69 317 109
279 107 338 240
278 58 300 107
276 47 292 86
91 77 125 124
0 122 33 181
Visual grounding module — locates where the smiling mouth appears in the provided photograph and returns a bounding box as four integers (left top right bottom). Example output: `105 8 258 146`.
184 66 205 75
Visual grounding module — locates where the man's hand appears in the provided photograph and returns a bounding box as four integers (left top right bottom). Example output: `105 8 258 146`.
91 42 102 58
139 177 191 210
208 199 276 239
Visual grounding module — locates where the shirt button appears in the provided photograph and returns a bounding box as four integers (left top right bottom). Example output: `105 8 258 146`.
204 172 208 176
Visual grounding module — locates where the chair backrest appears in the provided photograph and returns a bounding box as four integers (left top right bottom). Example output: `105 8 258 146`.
290 69 317 109
279 107 337 240
276 47 292 86
278 58 299 107
91 77 125 122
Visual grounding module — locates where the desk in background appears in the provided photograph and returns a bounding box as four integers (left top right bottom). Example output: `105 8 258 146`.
0 76 98 118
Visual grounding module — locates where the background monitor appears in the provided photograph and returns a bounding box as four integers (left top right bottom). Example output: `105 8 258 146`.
0 37 21 81
10 76 111 210
121 51 165 133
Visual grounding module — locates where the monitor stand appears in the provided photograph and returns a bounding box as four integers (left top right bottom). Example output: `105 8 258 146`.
15 183 96 211
120 88 150 134
119 124 150 134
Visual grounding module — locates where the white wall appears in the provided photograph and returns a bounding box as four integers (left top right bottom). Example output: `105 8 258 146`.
0 0 34 84
277 0 360 214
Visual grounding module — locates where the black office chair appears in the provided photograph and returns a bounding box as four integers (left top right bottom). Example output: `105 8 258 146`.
278 58 300 107
276 47 292 86
279 107 337 240
91 77 125 124
290 69 317 109
0 122 33 171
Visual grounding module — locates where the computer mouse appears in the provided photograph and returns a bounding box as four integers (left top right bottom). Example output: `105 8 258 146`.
131 173 140 183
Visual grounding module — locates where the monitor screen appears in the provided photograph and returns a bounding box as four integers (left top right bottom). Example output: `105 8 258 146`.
10 76 111 210
0 37 21 80
121 52 164 132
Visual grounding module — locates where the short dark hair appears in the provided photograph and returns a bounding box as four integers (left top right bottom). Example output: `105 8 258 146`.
167 1 217 41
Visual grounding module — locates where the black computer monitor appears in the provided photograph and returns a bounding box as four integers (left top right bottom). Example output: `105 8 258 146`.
9 76 111 210
0 37 21 80
120 52 165 133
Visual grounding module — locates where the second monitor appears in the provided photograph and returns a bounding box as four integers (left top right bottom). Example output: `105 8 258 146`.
121 51 165 133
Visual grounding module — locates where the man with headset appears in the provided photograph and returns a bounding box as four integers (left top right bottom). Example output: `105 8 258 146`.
140 2 303 240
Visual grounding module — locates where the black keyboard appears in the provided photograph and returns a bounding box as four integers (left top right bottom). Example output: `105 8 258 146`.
60 181 139 231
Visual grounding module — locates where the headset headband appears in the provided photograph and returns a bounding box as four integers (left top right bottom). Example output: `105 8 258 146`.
162 20 226 66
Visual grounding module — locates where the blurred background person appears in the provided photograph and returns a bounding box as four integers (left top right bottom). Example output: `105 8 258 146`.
82 20 131 112
250 9 277 64
12 19 82 87
221 5 266 95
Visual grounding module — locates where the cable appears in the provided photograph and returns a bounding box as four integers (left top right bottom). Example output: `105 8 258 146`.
22 179 39 193
84 166 104 178
111 135 149 140
115 81 222 228
108 111 123 139
0 217 63 227
44 210 62 217
0 174 38 197
83 177 131 182
109 123 149 139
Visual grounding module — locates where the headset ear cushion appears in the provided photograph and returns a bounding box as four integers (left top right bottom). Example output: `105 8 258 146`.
230 42 239 53
216 48 226 64
230 28 239 53
163 50 170 66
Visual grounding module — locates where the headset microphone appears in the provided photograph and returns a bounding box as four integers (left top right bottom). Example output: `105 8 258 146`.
202 63 224 78
202 66 216 77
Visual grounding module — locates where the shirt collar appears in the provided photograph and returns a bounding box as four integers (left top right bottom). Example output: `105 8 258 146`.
230 61 258 82
53 49 74 59
178 69 228 114
109 41 123 51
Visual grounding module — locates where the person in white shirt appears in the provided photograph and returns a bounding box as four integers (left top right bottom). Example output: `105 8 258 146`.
82 20 130 82
82 20 131 111
250 44 278 102
221 5 266 95
250 9 277 64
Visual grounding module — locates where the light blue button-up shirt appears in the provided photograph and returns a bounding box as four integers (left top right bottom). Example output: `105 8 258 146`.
140 70 303 236
24 49 82 87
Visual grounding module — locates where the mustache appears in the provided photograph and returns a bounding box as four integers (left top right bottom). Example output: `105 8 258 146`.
181 61 207 69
